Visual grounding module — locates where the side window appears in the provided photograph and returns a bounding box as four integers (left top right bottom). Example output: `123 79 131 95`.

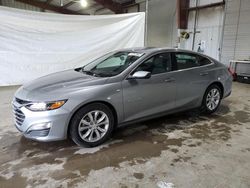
197 55 212 66
134 53 172 75
174 53 199 70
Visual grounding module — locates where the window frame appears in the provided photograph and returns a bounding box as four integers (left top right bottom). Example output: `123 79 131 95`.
128 52 173 77
171 52 213 72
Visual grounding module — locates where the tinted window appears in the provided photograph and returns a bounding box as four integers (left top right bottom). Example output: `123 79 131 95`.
134 53 172 75
174 53 212 70
174 53 199 70
197 55 212 66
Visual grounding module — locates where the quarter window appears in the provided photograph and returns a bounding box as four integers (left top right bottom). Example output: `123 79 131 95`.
197 56 212 66
134 53 172 75
174 53 212 70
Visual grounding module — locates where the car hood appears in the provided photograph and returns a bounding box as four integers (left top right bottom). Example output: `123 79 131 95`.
15 69 108 101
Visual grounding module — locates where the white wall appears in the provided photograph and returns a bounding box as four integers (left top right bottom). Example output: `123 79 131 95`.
146 0 177 47
7 0 250 63
1 0 41 12
221 0 250 65
1 0 178 48
182 0 224 60
124 0 178 48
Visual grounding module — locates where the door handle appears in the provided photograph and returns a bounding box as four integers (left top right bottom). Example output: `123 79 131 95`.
200 72 209 76
164 78 175 83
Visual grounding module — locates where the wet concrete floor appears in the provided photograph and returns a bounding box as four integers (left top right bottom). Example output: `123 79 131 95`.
0 82 250 188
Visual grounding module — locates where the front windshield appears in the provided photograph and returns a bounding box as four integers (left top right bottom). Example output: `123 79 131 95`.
80 51 144 77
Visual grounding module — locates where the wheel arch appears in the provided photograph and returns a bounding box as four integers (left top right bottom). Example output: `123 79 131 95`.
201 81 224 107
66 101 118 138
207 81 224 97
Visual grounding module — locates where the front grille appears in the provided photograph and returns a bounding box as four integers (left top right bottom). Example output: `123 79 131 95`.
15 97 30 105
13 104 25 126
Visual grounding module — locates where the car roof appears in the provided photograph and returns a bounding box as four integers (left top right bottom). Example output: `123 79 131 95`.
119 47 215 60
121 47 196 54
121 47 169 53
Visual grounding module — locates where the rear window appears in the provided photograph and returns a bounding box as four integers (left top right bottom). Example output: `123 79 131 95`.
174 53 212 70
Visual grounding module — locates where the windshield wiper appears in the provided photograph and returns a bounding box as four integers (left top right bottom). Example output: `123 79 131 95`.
82 70 93 75
94 72 114 77
82 69 102 77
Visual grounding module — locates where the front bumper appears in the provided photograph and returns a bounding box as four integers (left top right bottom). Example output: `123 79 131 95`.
12 99 70 142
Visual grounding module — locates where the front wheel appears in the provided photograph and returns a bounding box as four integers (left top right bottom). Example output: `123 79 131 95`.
201 85 222 114
69 103 114 147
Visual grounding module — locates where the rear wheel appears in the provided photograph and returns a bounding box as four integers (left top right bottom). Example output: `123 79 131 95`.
201 84 222 114
70 103 114 147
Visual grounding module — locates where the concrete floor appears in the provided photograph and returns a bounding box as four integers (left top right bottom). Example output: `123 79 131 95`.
0 82 250 188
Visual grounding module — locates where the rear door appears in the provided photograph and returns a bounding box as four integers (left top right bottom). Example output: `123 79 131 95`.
122 52 176 122
171 52 213 109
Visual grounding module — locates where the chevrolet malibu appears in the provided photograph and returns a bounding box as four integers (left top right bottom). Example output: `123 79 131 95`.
13 48 232 147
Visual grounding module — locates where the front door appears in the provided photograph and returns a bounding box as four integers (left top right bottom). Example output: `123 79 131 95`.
122 52 176 122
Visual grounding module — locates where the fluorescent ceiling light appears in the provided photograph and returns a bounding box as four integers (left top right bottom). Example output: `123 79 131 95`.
80 0 88 7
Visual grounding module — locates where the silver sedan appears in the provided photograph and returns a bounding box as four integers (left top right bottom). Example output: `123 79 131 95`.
13 48 233 147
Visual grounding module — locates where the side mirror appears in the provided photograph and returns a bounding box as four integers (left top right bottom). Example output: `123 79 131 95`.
128 71 151 80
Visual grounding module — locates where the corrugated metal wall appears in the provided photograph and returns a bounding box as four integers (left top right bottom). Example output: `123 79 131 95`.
1 0 41 12
221 0 250 64
183 0 224 60
190 0 223 6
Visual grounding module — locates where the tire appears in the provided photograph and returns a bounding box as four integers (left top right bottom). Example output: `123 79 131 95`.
201 84 222 114
69 103 115 147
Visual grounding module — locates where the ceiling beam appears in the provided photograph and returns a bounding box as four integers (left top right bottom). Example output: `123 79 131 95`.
93 0 123 13
62 1 75 9
123 2 140 12
121 0 135 7
177 0 189 29
77 3 100 14
46 0 53 4
15 0 89 15
95 7 106 13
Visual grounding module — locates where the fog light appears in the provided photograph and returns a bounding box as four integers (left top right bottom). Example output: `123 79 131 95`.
27 122 51 132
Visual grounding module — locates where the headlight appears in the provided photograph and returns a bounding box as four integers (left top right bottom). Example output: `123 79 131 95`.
25 100 67 111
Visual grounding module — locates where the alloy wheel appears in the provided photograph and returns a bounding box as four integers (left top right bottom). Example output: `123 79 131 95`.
78 110 109 142
206 88 221 111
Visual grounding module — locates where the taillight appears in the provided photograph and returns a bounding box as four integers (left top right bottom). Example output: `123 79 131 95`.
228 67 236 80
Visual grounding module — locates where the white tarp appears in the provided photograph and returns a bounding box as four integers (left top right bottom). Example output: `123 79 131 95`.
0 7 145 86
